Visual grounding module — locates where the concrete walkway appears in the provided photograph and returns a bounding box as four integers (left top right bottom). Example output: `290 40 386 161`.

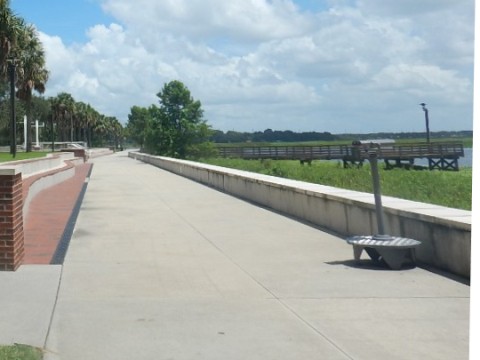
0 151 470 359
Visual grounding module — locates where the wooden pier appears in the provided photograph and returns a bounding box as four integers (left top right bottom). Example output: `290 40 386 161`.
217 142 465 171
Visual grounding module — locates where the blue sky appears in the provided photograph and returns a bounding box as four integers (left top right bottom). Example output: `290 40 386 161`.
11 0 325 44
11 0 329 44
11 0 115 44
8 0 476 134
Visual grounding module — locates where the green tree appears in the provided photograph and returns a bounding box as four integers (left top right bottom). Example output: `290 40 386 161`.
126 105 150 149
145 80 213 158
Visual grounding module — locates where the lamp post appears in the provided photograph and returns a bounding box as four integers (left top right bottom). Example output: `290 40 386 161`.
345 144 422 270
420 103 430 144
368 149 387 237
8 58 17 158
51 114 55 152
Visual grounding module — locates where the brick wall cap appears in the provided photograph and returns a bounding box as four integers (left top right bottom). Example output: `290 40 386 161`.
0 167 22 176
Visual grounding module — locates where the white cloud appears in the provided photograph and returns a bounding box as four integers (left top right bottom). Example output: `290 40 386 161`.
38 0 474 133
370 64 471 103
38 33 76 84
101 0 311 43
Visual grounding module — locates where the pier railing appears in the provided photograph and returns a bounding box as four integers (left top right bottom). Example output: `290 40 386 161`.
217 142 465 170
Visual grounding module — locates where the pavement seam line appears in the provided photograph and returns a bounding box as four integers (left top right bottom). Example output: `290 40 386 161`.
156 194 355 359
276 298 355 360
43 264 64 353
43 164 94 352
193 222 355 359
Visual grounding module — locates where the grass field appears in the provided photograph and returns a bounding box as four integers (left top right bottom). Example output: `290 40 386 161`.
0 148 471 210
201 158 472 210
0 152 49 163
0 344 43 360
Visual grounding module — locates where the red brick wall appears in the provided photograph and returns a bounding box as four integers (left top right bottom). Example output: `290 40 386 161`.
0 173 24 271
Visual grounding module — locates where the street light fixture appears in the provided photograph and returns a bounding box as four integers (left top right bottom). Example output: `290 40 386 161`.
420 103 430 144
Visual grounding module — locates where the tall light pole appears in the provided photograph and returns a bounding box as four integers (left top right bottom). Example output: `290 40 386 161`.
8 58 17 158
420 103 430 144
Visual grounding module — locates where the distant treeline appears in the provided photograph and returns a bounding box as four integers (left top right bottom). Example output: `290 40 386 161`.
210 129 473 143
210 129 336 143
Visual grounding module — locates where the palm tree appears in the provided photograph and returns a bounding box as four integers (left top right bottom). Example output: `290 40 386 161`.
92 114 107 146
48 95 61 149
75 101 98 145
104 116 123 149
1 1 26 154
0 0 24 79
52 92 75 142
87 104 97 146
74 101 87 143
49 92 76 149
15 24 48 151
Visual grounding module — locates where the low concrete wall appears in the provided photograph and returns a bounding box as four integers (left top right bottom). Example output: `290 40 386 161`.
88 148 114 159
3 152 76 178
22 163 76 222
129 152 471 279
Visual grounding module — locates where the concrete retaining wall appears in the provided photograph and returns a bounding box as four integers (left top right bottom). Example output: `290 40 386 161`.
129 152 471 279
88 148 114 159
22 163 76 222
3 152 76 178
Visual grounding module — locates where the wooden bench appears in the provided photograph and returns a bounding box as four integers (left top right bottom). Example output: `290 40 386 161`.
346 235 421 270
